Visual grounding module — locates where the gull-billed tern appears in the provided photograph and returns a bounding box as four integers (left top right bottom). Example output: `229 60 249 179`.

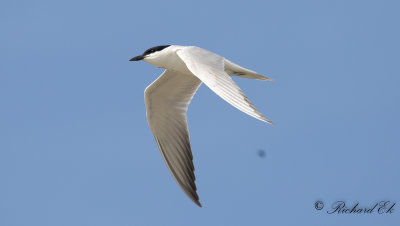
130 45 273 207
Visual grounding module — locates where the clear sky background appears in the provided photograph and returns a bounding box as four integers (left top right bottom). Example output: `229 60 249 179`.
1 0 399 225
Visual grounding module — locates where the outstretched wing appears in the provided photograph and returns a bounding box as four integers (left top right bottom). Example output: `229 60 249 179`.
177 46 272 124
144 69 202 206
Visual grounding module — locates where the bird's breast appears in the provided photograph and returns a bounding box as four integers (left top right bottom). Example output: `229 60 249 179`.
162 55 192 74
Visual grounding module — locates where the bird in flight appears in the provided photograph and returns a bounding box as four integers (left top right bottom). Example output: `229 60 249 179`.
130 45 273 207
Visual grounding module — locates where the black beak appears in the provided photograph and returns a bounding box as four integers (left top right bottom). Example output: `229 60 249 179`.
129 55 144 61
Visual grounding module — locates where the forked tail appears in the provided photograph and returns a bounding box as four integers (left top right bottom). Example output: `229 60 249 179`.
224 59 274 81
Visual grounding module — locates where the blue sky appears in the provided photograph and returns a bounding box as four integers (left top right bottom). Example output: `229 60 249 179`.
1 0 399 225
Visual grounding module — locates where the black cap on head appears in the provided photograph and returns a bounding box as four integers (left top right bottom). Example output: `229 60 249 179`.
129 45 171 61
143 45 170 56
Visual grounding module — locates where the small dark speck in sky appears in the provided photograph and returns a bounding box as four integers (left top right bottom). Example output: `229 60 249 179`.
257 149 266 158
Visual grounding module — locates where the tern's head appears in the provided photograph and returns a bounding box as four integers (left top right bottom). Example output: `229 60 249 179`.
130 45 171 66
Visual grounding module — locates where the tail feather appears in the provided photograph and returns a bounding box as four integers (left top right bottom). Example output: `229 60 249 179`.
224 59 273 81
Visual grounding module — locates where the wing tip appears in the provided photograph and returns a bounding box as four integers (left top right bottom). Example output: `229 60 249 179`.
259 116 274 125
188 191 202 207
265 118 274 125
194 199 202 207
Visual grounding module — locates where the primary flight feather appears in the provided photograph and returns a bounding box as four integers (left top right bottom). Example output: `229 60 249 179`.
130 45 273 207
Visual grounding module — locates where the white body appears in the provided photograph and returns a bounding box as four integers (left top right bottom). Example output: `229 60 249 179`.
138 45 273 206
144 45 272 81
